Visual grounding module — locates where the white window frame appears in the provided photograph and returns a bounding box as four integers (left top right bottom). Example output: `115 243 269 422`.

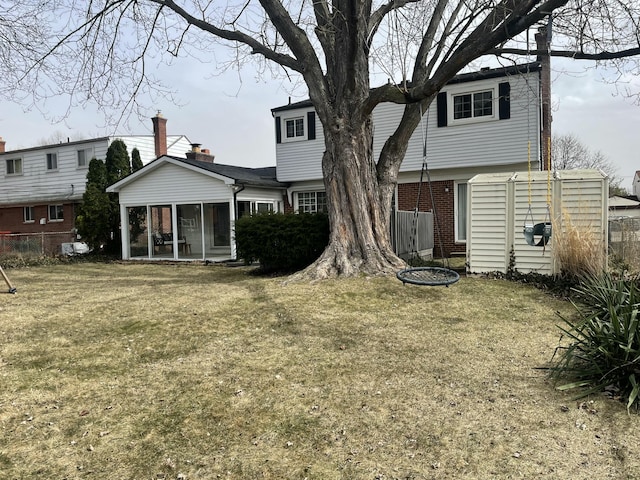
46 152 59 171
295 191 327 214
24 206 35 223
77 148 93 168
454 181 468 243
254 202 275 214
447 85 497 126
5 158 22 175
282 116 305 143
48 204 64 222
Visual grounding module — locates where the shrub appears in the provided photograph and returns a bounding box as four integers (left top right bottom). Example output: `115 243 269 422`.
546 272 640 410
234 212 329 272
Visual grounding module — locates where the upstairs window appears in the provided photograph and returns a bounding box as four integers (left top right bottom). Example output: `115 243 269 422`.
77 148 92 168
46 153 58 171
285 117 305 139
275 112 316 143
6 158 22 175
297 191 327 214
453 90 493 120
437 82 509 127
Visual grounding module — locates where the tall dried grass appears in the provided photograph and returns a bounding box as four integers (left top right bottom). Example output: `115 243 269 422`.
553 209 606 278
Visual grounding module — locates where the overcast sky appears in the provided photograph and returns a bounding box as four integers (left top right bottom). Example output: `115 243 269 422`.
1 57 638 190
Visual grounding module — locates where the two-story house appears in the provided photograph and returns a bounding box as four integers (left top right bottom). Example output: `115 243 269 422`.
0 114 191 247
272 62 546 257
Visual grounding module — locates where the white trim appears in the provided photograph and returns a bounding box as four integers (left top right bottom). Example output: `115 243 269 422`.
281 116 306 143
45 151 59 171
447 85 497 126
5 157 23 176
454 181 468 243
107 156 235 192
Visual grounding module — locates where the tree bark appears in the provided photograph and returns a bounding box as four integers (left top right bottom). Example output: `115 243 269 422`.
292 112 406 280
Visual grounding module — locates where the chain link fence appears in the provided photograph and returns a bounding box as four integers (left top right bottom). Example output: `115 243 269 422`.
609 217 640 272
0 231 76 257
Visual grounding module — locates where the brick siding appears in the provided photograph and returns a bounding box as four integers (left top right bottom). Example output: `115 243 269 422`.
397 181 465 257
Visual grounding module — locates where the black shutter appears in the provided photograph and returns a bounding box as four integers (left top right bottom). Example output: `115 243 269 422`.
275 116 281 143
437 92 447 127
307 111 316 140
498 82 510 120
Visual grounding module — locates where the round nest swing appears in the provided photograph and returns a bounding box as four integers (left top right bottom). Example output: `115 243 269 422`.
396 266 460 287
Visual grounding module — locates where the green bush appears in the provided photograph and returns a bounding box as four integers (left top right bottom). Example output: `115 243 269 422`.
234 212 329 272
547 273 640 410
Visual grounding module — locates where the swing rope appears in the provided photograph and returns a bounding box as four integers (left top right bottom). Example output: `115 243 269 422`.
397 104 459 287
522 31 552 248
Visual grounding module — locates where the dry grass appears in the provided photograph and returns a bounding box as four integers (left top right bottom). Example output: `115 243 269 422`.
553 209 606 277
1 263 639 479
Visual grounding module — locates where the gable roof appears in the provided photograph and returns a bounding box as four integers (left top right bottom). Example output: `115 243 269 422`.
107 155 288 193
271 62 542 113
177 157 287 188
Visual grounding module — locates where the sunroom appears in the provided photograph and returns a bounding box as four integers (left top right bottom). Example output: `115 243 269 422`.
107 156 288 262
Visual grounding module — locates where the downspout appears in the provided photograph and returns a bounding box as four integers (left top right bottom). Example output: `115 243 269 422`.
232 184 245 220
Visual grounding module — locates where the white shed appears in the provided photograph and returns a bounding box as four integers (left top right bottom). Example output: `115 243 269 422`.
466 169 609 275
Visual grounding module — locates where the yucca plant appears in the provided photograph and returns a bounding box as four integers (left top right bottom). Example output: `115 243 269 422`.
547 272 640 410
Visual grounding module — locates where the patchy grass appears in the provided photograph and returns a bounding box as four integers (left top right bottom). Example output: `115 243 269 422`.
1 263 639 479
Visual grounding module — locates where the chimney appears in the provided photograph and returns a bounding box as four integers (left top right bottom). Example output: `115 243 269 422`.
151 111 167 158
186 143 215 163
0 137 5 154
536 25 552 171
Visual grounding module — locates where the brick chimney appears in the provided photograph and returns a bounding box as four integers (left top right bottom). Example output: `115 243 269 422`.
0 137 5 154
186 143 215 163
151 112 167 158
536 25 552 171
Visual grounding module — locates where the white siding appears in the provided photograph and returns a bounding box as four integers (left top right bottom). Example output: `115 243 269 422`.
467 177 510 272
275 70 541 182
117 163 232 206
402 73 540 172
467 170 608 275
275 107 326 182
113 135 191 164
0 139 110 203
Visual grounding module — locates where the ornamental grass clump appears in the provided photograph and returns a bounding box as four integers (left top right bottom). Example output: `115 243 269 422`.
547 272 640 410
553 209 606 279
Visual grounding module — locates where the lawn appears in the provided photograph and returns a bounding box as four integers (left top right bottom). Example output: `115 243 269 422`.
0 262 639 479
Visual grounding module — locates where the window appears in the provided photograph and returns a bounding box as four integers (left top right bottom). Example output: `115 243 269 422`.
255 202 274 214
46 153 58 170
48 204 64 222
285 117 305 139
6 158 22 175
77 148 92 168
24 206 35 223
453 90 493 120
297 191 327 214
455 182 468 242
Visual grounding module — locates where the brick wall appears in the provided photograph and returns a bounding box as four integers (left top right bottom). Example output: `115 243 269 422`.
0 202 78 234
397 180 464 257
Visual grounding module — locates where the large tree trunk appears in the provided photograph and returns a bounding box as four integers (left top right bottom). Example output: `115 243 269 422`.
293 112 406 280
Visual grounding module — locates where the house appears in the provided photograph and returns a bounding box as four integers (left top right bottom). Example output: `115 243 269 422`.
106 148 288 261
0 114 191 252
272 62 547 256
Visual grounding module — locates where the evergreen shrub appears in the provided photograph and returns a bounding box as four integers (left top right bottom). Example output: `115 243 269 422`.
547 272 640 410
235 212 329 272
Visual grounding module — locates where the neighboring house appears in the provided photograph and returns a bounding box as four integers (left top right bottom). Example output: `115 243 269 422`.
609 195 640 219
106 150 288 261
633 170 640 199
0 114 191 239
272 62 546 256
